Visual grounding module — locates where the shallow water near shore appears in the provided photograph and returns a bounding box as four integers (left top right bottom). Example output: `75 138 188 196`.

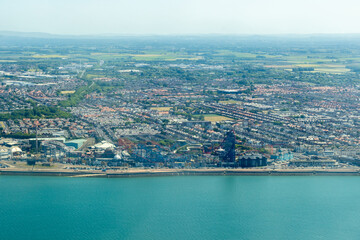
0 176 359 240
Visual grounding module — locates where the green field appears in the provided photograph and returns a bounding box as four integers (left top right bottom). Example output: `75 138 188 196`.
0 60 17 62
90 52 203 61
60 91 76 95
195 114 233 122
32 54 68 59
219 100 242 105
151 107 173 111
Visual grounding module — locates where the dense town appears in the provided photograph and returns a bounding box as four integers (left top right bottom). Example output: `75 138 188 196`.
1 35 360 172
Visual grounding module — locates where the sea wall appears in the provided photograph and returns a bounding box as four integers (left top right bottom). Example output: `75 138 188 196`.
2 169 359 178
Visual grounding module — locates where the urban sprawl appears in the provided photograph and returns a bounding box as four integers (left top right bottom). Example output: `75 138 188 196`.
1 35 360 174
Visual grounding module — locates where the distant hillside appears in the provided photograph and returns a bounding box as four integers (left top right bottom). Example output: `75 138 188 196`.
0 31 59 38
0 31 148 39
1 31 360 40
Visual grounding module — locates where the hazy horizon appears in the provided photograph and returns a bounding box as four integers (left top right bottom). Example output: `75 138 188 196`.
1 0 360 35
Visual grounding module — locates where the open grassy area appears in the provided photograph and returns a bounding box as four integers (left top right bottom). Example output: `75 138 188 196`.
84 74 106 80
90 52 203 61
215 50 281 59
60 90 76 95
313 67 350 74
284 55 335 64
32 54 68 58
151 107 173 111
0 60 17 62
219 100 242 105
196 114 233 122
266 61 350 73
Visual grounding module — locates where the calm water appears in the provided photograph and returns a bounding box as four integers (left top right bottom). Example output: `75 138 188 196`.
0 176 359 240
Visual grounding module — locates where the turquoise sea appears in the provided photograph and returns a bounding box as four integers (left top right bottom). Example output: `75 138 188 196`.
0 176 359 240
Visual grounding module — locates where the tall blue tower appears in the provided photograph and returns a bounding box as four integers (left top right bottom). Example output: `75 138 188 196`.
221 130 236 162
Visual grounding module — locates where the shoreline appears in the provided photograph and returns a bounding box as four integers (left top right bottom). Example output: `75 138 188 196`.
1 168 360 178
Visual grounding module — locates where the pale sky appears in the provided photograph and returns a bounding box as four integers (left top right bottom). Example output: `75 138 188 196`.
1 0 360 35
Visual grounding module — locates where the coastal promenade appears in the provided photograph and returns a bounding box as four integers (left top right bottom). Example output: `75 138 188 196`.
1 168 360 178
